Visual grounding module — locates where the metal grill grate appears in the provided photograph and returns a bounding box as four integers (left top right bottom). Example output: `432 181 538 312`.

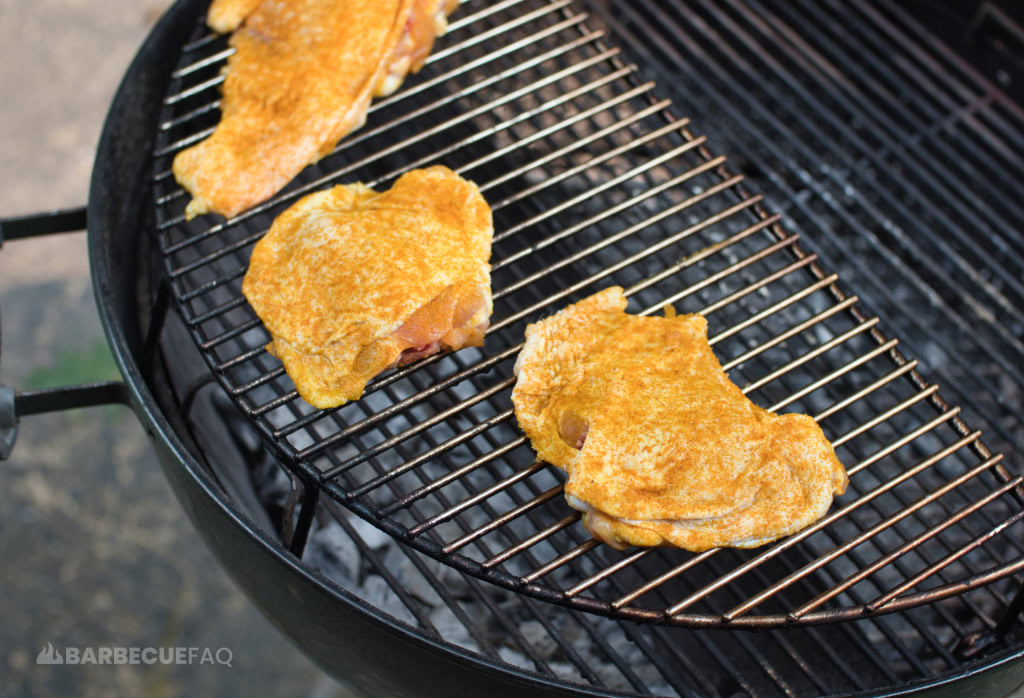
150 0 1024 629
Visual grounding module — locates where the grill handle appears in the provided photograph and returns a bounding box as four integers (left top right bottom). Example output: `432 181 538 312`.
0 206 88 247
0 207 131 460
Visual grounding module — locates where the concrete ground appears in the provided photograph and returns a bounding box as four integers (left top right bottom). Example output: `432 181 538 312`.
0 2 347 696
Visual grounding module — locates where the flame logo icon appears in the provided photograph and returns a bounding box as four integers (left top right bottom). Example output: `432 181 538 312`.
36 642 63 664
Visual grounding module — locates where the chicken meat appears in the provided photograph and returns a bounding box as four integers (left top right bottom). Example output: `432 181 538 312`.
511 287 849 552
175 0 459 220
242 166 493 409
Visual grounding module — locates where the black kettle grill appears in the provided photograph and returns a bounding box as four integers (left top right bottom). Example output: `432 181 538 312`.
4 1 1024 695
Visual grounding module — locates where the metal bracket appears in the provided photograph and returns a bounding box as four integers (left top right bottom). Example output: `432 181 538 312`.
283 472 319 558
955 579 1024 661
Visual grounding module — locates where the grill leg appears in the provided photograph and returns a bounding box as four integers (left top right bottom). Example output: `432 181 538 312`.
955 580 1024 661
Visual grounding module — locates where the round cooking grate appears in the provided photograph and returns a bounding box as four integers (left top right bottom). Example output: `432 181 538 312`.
150 0 1024 628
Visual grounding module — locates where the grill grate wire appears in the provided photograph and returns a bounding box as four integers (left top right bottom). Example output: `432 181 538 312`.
149 0 1024 656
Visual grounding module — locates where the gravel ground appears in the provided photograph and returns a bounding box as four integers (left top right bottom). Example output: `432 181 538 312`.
0 2 348 696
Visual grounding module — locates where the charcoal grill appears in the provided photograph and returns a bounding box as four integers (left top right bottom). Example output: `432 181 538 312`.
3 0 1024 695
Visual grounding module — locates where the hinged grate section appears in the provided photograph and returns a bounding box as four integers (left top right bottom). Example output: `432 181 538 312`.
151 0 1024 628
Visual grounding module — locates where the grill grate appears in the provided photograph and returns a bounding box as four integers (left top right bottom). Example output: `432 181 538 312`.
150 0 1024 630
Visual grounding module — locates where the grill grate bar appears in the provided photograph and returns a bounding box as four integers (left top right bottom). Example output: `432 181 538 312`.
700 0 1024 324
443 483 564 554
617 0 1024 396
770 345 906 415
726 455 1013 620
719 295 859 371
380 437 528 518
488 118 693 226
479 98 672 194
170 47 234 79
158 99 220 134
740 317 880 396
178 266 245 302
565 549 651 598
829 385 939 451
488 115 691 230
633 229 801 311
708 273 839 346
494 163 735 287
462 84 663 199
481 513 581 569
163 74 223 106
867 508 1024 613
523 539 599 583
666 426 976 617
779 457 1015 620
154 126 213 158
610 551 718 609
409 460 544 537
180 30 219 54
197 314 262 349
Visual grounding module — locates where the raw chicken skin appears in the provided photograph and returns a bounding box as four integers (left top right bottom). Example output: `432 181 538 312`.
511 287 849 552
174 0 458 220
242 166 493 409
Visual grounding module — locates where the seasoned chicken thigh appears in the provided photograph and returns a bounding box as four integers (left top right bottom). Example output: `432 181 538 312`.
512 287 848 552
242 166 493 408
175 0 459 220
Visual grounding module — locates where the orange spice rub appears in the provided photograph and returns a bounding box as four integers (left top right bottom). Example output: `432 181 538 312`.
175 0 459 220
242 166 493 409
511 287 849 552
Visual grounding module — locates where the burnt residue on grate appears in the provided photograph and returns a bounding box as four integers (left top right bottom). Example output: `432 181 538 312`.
147 0 1023 646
